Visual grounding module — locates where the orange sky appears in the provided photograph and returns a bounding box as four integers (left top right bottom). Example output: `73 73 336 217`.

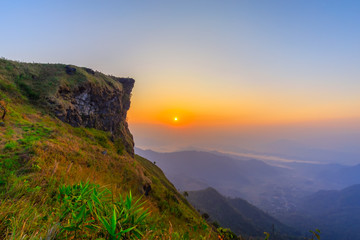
2 1 360 162
127 75 360 127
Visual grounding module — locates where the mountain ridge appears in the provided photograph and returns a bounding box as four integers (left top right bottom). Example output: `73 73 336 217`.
279 184 360 240
0 58 217 239
187 187 300 239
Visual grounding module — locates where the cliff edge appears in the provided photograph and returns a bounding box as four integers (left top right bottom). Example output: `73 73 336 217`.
0 58 217 239
0 59 135 156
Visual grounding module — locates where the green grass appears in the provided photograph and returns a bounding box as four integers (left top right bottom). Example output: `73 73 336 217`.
0 58 218 239
57 182 149 239
4 141 17 151
0 58 124 102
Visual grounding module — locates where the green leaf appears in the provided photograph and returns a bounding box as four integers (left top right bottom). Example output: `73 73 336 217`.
111 207 117 235
85 225 96 230
62 226 78 231
98 216 111 233
74 205 86 222
122 226 136 233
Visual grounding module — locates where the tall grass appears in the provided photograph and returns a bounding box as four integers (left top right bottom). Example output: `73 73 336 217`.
57 181 149 239
0 58 218 239
0 181 150 240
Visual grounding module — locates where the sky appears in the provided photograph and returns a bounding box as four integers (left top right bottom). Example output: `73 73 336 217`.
1 1 360 163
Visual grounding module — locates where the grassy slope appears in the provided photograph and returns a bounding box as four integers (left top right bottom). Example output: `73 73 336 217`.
0 59 215 239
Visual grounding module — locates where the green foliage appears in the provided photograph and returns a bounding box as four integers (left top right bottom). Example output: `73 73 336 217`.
0 80 17 93
309 229 321 240
17 80 40 100
0 122 53 188
0 58 217 239
71 127 126 156
0 177 60 240
114 139 125 155
262 229 320 240
58 181 149 239
4 141 17 151
218 227 239 239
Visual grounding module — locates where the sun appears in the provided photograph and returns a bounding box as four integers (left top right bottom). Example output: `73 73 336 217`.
174 116 178 122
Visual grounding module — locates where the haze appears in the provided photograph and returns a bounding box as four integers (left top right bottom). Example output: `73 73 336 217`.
1 1 360 164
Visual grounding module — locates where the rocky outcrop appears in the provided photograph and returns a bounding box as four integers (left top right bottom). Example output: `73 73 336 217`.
48 66 135 156
65 65 77 75
1 60 135 156
0 102 6 120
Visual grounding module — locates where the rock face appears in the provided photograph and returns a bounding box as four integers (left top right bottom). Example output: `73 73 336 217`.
65 65 77 75
48 66 135 156
0 102 6 120
1 60 135 156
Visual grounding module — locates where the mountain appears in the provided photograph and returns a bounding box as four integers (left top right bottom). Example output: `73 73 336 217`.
317 163 360 187
135 148 325 215
0 59 216 239
135 148 288 191
187 187 300 239
255 139 360 165
212 150 358 190
279 184 360 240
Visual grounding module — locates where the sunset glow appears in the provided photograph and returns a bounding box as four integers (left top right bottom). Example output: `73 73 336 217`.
2 2 360 238
1 1 360 161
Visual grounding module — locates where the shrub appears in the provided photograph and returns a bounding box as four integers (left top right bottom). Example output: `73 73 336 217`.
218 227 239 239
57 181 149 239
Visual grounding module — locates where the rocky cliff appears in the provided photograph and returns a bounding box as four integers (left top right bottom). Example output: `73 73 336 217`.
0 59 216 239
48 67 135 156
0 59 135 156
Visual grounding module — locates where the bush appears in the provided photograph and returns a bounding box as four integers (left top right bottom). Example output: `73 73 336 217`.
57 181 149 239
218 227 239 239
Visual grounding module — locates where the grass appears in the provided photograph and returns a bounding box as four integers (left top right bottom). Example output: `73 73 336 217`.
0 58 217 239
0 58 124 101
57 182 149 239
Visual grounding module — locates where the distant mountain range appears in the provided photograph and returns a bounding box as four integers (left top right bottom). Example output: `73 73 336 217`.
280 184 360 240
136 148 360 215
253 139 360 165
136 147 360 239
187 187 300 239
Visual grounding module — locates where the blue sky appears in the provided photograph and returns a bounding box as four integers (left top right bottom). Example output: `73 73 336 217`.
1 1 360 162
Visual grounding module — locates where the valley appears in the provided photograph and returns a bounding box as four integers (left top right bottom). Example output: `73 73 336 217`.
136 147 360 239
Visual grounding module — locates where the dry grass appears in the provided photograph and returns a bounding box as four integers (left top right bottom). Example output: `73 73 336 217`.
0 58 217 239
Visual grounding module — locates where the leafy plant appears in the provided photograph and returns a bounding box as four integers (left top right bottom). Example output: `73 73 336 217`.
58 181 101 238
217 227 239 239
57 181 149 239
309 229 321 240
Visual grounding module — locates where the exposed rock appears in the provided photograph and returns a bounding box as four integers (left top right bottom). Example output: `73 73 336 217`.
47 76 135 156
0 104 5 120
84 68 95 75
3 60 135 156
65 65 76 75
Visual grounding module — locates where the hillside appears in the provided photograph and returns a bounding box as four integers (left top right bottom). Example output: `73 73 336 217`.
187 188 300 240
135 148 315 216
134 148 284 193
0 58 216 239
280 184 360 240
